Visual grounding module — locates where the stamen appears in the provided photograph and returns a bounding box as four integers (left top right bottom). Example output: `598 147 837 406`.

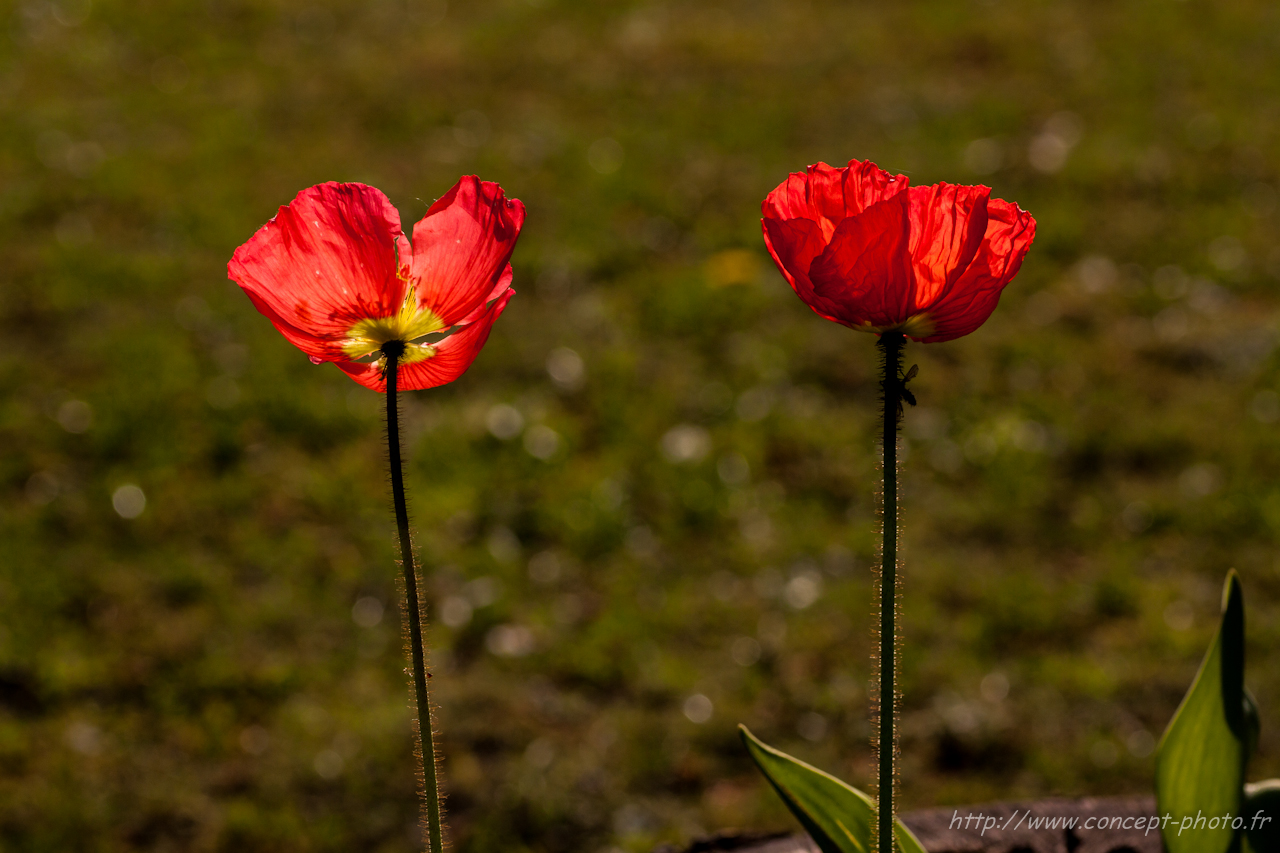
343 285 445 361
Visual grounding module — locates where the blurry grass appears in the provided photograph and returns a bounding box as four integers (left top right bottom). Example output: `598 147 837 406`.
2 0 1280 851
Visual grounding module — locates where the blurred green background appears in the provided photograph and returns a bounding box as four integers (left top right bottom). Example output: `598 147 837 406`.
2 0 1279 850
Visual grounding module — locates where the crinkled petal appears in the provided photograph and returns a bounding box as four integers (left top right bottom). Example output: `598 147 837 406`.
761 164 837 226
840 159 910 221
807 191 914 329
410 176 525 327
918 198 1036 343
337 287 516 392
907 182 990 310
228 183 407 361
762 160 909 242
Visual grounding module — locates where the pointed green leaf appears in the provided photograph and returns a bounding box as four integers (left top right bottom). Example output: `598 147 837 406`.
1157 570 1247 853
740 725 927 853
1243 780 1280 853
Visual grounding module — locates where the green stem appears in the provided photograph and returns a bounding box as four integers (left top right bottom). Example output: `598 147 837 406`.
384 343 444 853
877 332 905 853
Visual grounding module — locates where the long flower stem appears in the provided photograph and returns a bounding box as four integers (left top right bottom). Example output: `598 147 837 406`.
384 346 444 853
877 332 905 853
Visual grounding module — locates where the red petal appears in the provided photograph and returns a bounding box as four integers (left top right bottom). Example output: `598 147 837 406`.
409 176 525 327
918 198 1036 343
332 362 379 390
906 183 990 309
839 160 911 220
454 265 514 326
228 183 407 361
337 284 515 392
400 287 514 390
242 288 348 362
807 191 914 328
762 217 849 325
762 160 909 242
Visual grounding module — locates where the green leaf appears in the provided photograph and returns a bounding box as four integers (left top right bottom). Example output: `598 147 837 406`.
739 725 927 853
1156 570 1247 853
1243 780 1280 853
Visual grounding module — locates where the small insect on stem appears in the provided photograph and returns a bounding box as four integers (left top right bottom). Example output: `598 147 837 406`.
897 364 919 414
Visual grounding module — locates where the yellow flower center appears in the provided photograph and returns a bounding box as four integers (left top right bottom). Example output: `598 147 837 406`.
342 286 444 366
852 313 936 339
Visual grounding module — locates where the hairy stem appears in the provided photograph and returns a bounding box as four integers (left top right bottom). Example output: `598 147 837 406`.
876 332 905 853
384 346 444 853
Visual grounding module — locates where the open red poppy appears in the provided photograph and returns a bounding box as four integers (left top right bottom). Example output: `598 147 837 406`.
229 177 524 391
762 159 1035 343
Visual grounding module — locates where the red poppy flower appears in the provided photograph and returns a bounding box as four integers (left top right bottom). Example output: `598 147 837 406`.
761 159 1035 343
229 177 524 391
